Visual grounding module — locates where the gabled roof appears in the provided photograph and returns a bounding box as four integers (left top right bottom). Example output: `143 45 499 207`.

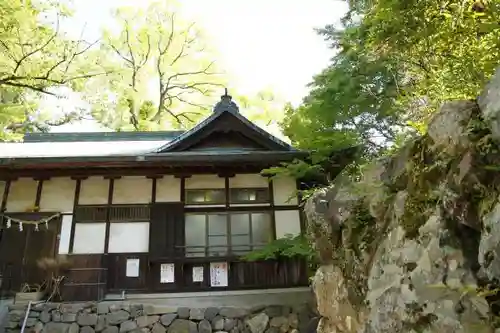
155 92 295 153
0 91 303 169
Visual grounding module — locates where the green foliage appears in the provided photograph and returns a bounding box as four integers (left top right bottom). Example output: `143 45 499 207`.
0 0 109 140
280 0 500 180
85 1 226 131
242 234 315 262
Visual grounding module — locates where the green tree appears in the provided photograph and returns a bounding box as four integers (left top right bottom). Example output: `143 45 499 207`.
86 1 226 131
280 0 500 181
0 0 109 140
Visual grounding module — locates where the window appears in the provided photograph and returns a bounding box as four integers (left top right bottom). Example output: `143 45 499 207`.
185 212 273 257
229 188 269 204
186 189 225 205
108 222 150 253
185 188 270 205
72 223 106 254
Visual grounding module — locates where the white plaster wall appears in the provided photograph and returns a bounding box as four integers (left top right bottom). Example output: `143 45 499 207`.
5 178 38 212
186 175 224 189
113 177 152 204
39 178 75 213
79 177 109 205
229 174 269 188
72 223 106 254
58 215 73 254
156 176 181 202
275 210 302 238
272 176 298 206
108 222 150 253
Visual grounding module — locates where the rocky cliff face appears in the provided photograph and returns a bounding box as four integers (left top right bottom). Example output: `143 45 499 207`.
304 67 500 333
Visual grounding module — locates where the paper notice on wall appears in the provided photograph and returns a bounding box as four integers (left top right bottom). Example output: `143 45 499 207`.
210 262 228 287
193 266 204 282
125 258 140 277
160 263 175 283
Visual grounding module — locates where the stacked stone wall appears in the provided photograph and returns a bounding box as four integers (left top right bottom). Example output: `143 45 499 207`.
4 302 315 333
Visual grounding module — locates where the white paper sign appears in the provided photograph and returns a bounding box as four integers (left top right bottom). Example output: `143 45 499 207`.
160 263 175 283
126 258 140 277
193 266 204 282
210 262 228 287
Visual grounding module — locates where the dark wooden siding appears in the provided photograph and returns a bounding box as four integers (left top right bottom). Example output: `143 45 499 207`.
106 253 149 293
149 203 184 259
60 254 107 302
0 214 59 294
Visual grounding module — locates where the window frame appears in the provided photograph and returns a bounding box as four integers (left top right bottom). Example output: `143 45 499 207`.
229 188 270 204
185 188 226 205
184 211 273 258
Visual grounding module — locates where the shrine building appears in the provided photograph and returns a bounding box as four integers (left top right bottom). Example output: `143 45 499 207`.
0 92 351 304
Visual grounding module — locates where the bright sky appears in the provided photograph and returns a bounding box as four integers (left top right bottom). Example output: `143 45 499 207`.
53 0 348 132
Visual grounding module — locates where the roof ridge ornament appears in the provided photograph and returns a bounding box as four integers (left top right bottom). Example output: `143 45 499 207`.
214 87 239 113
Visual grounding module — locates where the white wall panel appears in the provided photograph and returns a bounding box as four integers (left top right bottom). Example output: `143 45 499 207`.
156 176 181 202
58 215 73 254
40 178 75 213
275 210 302 238
113 177 152 204
229 174 269 188
185 175 224 189
72 223 106 254
108 222 150 253
79 177 109 205
6 178 37 212
272 176 298 206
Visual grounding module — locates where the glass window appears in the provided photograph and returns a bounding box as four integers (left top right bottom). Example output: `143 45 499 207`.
185 214 207 257
252 213 273 247
186 189 225 205
184 212 272 256
229 188 269 204
208 214 228 256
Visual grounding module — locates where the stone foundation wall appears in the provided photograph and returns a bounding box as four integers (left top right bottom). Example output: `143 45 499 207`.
4 302 315 333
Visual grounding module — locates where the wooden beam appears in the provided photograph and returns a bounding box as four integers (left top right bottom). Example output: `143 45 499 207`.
68 179 81 254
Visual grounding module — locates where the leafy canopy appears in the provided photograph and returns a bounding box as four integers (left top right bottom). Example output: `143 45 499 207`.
279 0 500 180
0 0 108 140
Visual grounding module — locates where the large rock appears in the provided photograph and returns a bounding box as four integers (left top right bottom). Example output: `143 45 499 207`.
102 327 119 333
107 311 130 325
40 311 52 323
427 100 476 152
43 322 71 333
245 313 269 333
95 316 107 332
81 327 96 333
97 304 110 315
62 313 77 323
312 265 362 332
151 323 167 333
167 319 198 333
479 198 500 281
198 320 212 333
189 309 205 321
203 308 219 321
78 313 98 326
177 309 190 320
160 314 177 327
120 320 138 333
211 316 224 331
137 316 159 328
478 66 500 139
